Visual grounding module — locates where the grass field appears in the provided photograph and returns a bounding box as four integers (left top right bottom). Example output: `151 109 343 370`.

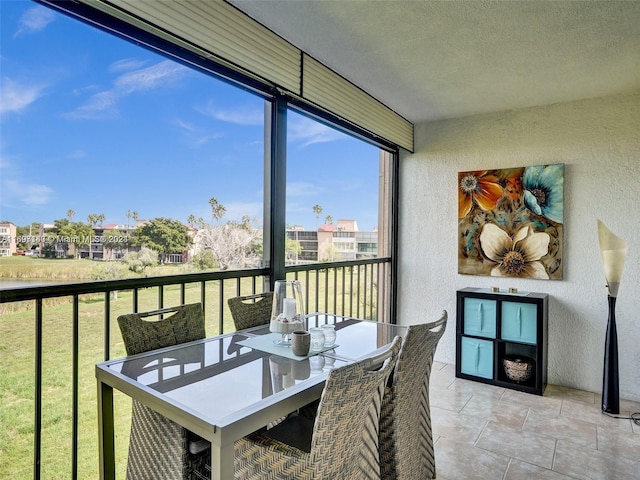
0 256 377 478
0 284 239 479
0 255 189 280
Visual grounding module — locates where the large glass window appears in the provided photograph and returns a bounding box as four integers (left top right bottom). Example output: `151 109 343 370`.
1 2 267 273
286 110 390 264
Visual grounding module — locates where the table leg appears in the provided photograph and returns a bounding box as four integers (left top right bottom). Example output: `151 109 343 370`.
211 442 235 480
97 380 115 480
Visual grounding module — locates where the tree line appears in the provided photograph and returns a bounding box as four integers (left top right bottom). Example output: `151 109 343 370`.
12 201 341 270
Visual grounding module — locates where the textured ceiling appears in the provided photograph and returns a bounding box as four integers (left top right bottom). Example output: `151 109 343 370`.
229 0 640 124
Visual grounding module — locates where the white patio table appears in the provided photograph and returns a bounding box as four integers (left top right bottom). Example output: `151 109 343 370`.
96 313 406 480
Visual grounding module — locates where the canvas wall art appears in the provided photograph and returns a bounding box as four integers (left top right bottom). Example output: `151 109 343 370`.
458 163 564 280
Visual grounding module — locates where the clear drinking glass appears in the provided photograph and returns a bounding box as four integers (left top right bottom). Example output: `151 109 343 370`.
321 324 336 347
309 327 325 351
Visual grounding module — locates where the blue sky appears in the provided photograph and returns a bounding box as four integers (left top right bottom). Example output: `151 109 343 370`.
0 1 381 231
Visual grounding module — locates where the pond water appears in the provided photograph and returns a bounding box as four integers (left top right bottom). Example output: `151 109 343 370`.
0 278 67 289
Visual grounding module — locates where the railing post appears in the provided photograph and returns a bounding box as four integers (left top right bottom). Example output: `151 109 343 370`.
104 292 111 361
219 280 225 334
72 296 79 480
34 299 43 480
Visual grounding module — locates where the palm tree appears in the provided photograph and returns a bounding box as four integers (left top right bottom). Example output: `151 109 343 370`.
87 213 105 227
209 197 226 222
312 204 323 228
67 209 75 220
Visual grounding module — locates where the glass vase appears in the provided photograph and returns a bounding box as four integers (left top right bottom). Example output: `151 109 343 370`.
270 280 305 345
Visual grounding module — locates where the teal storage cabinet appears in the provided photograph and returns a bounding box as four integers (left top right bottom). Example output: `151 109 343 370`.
456 288 548 395
502 301 537 344
463 298 497 338
460 337 494 379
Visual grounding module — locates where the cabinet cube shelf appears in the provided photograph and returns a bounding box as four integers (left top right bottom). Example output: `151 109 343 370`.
456 288 548 395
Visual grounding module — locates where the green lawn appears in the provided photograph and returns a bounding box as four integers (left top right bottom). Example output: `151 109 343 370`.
0 255 188 280
2 292 129 479
0 279 241 479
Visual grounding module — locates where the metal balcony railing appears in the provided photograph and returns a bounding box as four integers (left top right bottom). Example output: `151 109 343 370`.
0 258 390 480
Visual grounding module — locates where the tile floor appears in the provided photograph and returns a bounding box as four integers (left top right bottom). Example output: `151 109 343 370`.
429 362 640 480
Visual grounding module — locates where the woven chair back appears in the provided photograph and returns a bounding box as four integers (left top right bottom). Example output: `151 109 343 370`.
379 311 448 480
228 292 273 330
309 336 402 479
117 303 209 480
118 303 206 355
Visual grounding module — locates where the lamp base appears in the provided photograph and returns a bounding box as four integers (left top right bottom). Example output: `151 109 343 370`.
602 295 619 414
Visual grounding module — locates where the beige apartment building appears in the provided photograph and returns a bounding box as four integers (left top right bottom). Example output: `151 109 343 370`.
0 222 17 256
288 219 378 264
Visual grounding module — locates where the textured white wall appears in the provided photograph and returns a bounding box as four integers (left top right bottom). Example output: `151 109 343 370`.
398 92 640 402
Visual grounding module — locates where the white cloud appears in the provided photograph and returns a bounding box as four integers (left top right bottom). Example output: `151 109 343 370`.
174 118 224 147
2 179 53 207
337 178 363 192
288 116 348 147
108 58 148 73
14 6 55 37
224 201 263 222
285 200 314 217
174 119 199 132
115 60 187 94
0 146 53 209
0 151 11 170
22 183 53 206
66 60 189 119
286 181 325 197
0 77 46 114
65 90 119 119
193 134 224 146
68 150 87 159
197 101 264 126
70 84 101 97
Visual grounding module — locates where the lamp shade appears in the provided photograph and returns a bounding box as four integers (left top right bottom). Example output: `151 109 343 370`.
597 220 628 297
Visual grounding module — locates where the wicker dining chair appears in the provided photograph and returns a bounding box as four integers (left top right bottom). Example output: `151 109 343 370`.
228 292 273 331
117 303 210 480
232 336 402 480
378 311 448 480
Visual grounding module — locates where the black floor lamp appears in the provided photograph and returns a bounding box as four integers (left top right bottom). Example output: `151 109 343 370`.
597 220 628 415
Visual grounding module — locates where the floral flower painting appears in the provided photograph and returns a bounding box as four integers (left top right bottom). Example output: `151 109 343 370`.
458 164 564 280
